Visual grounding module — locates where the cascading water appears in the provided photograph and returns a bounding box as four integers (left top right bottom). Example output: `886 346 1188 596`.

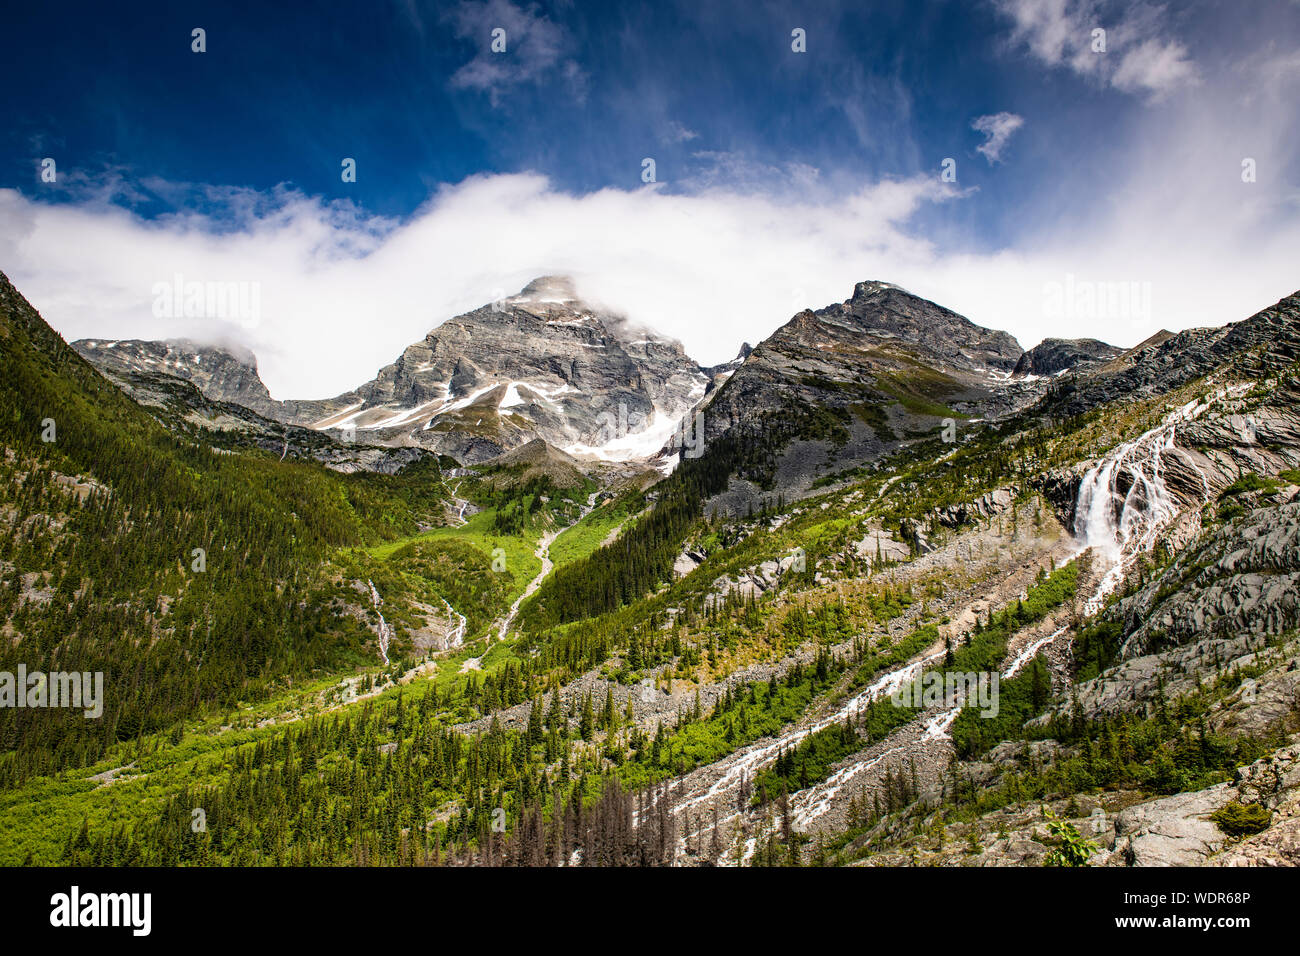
439 595 466 649
1072 390 1225 615
1074 426 1180 614
663 387 1240 860
367 579 391 665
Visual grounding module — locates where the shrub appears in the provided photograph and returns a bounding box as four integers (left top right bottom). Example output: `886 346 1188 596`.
1210 800 1271 837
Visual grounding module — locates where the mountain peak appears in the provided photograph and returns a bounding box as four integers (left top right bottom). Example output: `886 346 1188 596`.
71 336 278 415
509 275 579 306
851 279 911 299
792 279 1024 374
1012 337 1123 377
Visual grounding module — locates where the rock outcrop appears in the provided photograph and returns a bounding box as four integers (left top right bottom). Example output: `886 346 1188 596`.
1013 337 1123 377
1043 289 1300 416
77 277 710 466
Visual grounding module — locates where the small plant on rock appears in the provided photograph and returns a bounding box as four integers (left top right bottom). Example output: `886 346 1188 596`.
1210 800 1272 837
1042 810 1099 867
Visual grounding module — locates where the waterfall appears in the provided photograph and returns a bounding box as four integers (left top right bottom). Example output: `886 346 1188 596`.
367 579 391 665
1072 389 1224 615
1073 425 1178 613
439 595 466 649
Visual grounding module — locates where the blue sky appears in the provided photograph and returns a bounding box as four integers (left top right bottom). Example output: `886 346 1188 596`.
2 1 1196 233
2 0 1299 397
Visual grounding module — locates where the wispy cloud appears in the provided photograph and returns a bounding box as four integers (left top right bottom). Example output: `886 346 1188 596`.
993 0 1197 101
676 151 822 194
664 121 699 144
972 112 1025 164
446 0 587 106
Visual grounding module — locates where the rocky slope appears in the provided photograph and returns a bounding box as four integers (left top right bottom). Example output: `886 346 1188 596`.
1012 337 1123 377
76 277 709 467
69 344 433 473
672 280 1035 512
292 277 708 464
1045 290 1300 416
72 337 286 419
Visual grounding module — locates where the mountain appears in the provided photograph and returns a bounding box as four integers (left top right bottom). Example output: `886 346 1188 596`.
481 437 588 489
1012 337 1123 377
1043 292 1300 416
701 342 752 393
71 337 434 474
74 277 708 467
72 337 286 419
520 281 1300 867
675 280 1031 511
10 265 1300 870
305 276 706 464
0 268 454 784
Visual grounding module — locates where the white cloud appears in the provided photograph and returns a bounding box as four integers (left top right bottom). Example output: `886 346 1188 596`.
1111 37 1196 98
3 135 1296 405
972 112 1025 164
1 50 1297 402
0 174 958 397
993 0 1197 100
664 121 700 143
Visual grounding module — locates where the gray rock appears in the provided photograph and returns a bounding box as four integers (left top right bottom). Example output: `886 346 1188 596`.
1013 338 1122 377
77 276 710 466
1102 784 1232 866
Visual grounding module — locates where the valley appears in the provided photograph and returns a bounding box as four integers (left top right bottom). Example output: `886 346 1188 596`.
2 270 1299 867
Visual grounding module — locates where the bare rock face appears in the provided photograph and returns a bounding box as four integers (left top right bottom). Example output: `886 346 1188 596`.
931 486 1018 528
672 550 705 578
1041 489 1300 725
1099 742 1300 867
678 281 1030 507
298 277 707 460
1101 784 1233 866
700 281 1025 442
1113 496 1300 657
73 338 284 419
76 277 710 466
1044 289 1300 416
1013 338 1123 377
1213 743 1300 866
1212 819 1300 866
66 350 432 474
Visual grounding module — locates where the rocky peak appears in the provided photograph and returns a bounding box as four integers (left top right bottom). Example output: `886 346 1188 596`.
685 280 1035 509
507 275 580 307
832 282 1024 373
72 337 280 418
761 281 1023 377
1013 337 1123 377
71 277 712 466
1046 289 1300 416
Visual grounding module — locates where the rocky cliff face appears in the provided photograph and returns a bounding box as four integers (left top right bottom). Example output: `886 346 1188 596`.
1045 290 1300 416
1012 337 1122 376
76 277 710 466
70 350 433 474
73 337 286 420
671 280 1032 510
702 282 1027 435
308 276 706 464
